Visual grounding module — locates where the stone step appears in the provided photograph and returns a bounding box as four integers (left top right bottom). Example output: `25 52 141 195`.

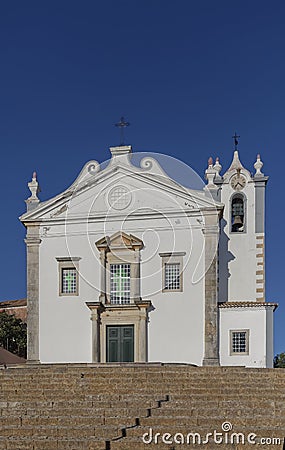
1 374 283 382
0 425 121 439
1 438 107 450
0 415 140 428
150 406 282 418
0 365 284 449
1 373 283 382
138 415 285 428
1 388 283 399
157 398 280 409
0 401 157 414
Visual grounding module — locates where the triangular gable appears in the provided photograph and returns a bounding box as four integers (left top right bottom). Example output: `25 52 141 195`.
20 154 224 222
96 231 143 251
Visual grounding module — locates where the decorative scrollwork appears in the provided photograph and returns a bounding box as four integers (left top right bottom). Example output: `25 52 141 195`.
140 157 154 170
88 161 100 175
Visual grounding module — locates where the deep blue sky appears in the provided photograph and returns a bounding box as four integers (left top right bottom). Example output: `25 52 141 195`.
0 1 284 354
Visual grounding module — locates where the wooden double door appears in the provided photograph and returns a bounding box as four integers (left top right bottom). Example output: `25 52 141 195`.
106 325 134 362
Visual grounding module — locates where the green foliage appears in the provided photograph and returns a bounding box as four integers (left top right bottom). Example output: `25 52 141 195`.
0 311 27 358
273 352 285 368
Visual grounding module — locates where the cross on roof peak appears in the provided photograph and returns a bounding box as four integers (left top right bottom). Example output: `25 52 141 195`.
115 116 130 146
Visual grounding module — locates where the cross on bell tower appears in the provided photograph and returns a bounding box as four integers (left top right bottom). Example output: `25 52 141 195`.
232 132 240 151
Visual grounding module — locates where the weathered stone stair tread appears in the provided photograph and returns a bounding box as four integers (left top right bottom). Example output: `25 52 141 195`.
1 438 108 450
0 364 284 449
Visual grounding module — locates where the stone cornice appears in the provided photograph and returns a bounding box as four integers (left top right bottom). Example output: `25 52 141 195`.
134 300 152 309
202 225 220 235
55 257 82 262
85 300 152 312
85 302 105 311
23 208 222 229
159 252 186 257
253 176 269 185
24 238 42 246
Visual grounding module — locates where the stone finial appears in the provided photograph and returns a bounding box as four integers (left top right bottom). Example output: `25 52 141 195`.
213 157 222 176
205 156 217 188
26 171 40 211
254 153 264 177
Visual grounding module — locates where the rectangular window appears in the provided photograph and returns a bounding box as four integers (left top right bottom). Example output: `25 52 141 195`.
56 257 81 297
110 264 131 304
164 263 180 290
230 330 249 355
62 268 77 294
159 252 185 293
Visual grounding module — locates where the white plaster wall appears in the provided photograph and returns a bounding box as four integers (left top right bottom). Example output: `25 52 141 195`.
39 234 96 363
266 308 274 368
142 227 205 365
219 307 270 367
219 180 257 302
39 204 206 364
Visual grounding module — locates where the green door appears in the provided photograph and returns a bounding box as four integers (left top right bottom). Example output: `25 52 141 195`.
106 325 134 362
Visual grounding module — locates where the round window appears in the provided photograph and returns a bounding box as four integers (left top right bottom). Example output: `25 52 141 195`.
108 186 132 210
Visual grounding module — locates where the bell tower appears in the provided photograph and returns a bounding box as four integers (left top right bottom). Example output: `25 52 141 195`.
205 146 268 303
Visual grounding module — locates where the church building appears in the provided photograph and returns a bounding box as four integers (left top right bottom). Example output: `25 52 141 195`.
20 140 277 367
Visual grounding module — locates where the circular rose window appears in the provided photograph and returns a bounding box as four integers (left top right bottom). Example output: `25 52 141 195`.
108 186 132 210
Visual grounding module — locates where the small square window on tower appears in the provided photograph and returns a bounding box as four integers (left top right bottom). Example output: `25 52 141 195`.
159 252 185 293
56 257 81 297
230 329 249 355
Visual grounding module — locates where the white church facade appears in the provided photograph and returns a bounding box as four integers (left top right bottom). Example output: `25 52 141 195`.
20 143 277 367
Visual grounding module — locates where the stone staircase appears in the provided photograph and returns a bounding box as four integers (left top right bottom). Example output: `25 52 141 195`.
0 364 284 449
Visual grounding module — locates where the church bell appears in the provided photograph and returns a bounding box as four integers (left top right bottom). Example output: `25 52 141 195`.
232 215 243 228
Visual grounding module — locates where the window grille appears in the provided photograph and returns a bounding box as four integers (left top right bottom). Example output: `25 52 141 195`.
62 268 77 294
231 331 248 353
109 186 131 210
110 264 131 304
164 263 180 290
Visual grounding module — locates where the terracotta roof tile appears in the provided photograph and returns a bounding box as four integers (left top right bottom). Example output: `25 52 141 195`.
219 301 278 311
0 347 26 365
0 299 27 308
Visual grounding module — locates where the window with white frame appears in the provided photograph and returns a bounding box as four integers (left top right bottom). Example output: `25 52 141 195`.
110 264 131 304
56 257 81 297
159 252 185 293
230 330 249 355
